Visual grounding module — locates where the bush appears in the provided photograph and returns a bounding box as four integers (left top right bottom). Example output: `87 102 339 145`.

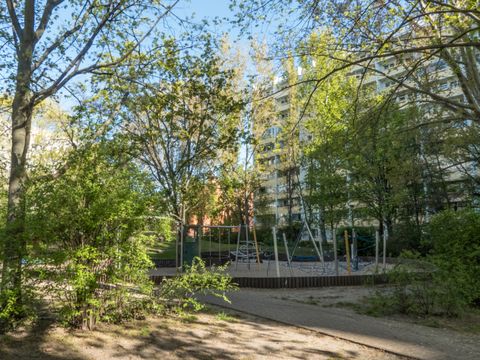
364 209 480 317
26 144 158 329
159 257 238 314
389 220 426 256
428 209 480 308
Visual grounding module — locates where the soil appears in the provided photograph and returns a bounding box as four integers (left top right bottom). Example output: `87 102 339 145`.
0 308 403 360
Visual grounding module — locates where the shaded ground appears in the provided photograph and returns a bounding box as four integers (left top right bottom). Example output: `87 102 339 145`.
202 287 480 360
0 309 402 360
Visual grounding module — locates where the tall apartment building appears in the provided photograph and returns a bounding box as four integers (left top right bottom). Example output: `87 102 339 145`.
254 52 478 228
255 77 303 228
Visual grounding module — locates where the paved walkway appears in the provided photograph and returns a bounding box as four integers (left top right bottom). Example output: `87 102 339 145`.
201 289 480 360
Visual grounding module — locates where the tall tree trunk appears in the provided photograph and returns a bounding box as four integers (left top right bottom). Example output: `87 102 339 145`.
1 40 34 305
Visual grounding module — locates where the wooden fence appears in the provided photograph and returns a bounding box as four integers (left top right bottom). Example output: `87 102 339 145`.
150 273 389 289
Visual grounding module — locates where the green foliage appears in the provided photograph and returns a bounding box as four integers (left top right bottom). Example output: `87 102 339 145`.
159 257 238 314
0 289 33 332
389 221 426 256
428 209 480 307
215 311 237 322
26 143 157 329
90 36 245 221
365 259 460 317
364 209 480 317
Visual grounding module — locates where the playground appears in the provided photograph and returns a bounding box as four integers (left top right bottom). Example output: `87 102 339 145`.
150 221 393 281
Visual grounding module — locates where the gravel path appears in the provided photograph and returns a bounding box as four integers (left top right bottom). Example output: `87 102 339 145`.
200 288 480 360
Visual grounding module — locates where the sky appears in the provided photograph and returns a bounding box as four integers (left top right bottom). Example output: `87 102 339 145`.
170 0 243 42
176 0 235 23
54 1 247 111
173 0 276 48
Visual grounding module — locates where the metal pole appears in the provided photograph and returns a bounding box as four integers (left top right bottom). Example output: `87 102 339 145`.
245 224 250 270
235 224 241 270
352 228 358 271
318 228 325 267
375 229 380 273
344 230 351 275
179 205 186 272
283 232 293 276
383 224 387 271
305 220 324 266
272 226 281 278
333 229 338 276
252 224 261 265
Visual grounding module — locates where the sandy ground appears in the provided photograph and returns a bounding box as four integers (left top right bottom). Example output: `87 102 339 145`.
0 308 403 360
268 286 376 305
202 288 480 360
150 260 393 278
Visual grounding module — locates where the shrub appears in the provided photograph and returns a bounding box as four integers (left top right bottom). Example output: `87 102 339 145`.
26 144 158 329
428 209 480 308
389 220 426 256
364 209 480 317
159 257 238 314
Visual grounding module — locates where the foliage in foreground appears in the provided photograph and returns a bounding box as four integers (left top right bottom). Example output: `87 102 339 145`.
364 209 480 317
25 143 158 330
159 257 238 314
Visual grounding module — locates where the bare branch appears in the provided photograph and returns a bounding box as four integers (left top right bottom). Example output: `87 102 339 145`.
35 0 66 42
6 0 23 41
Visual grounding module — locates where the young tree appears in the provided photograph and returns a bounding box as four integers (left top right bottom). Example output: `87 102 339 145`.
93 38 245 223
299 33 355 238
249 41 278 228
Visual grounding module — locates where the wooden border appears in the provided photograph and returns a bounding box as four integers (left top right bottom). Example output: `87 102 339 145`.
150 273 389 288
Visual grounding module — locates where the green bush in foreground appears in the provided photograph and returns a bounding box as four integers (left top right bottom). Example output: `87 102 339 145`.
428 209 480 308
365 209 480 317
159 257 238 314
26 144 158 330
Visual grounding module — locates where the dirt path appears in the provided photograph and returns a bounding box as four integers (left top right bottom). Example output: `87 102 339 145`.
0 310 403 359
201 288 480 360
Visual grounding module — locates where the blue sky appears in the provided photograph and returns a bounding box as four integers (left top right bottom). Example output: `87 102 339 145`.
56 1 245 111
174 0 275 45
176 0 234 21
174 0 240 39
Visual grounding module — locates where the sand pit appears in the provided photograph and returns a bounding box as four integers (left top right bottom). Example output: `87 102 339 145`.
149 260 393 278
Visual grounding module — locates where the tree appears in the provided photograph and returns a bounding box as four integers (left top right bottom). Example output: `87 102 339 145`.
0 0 179 324
235 1 480 229
249 40 278 228
93 38 245 223
300 33 355 238
298 32 439 244
232 0 480 124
